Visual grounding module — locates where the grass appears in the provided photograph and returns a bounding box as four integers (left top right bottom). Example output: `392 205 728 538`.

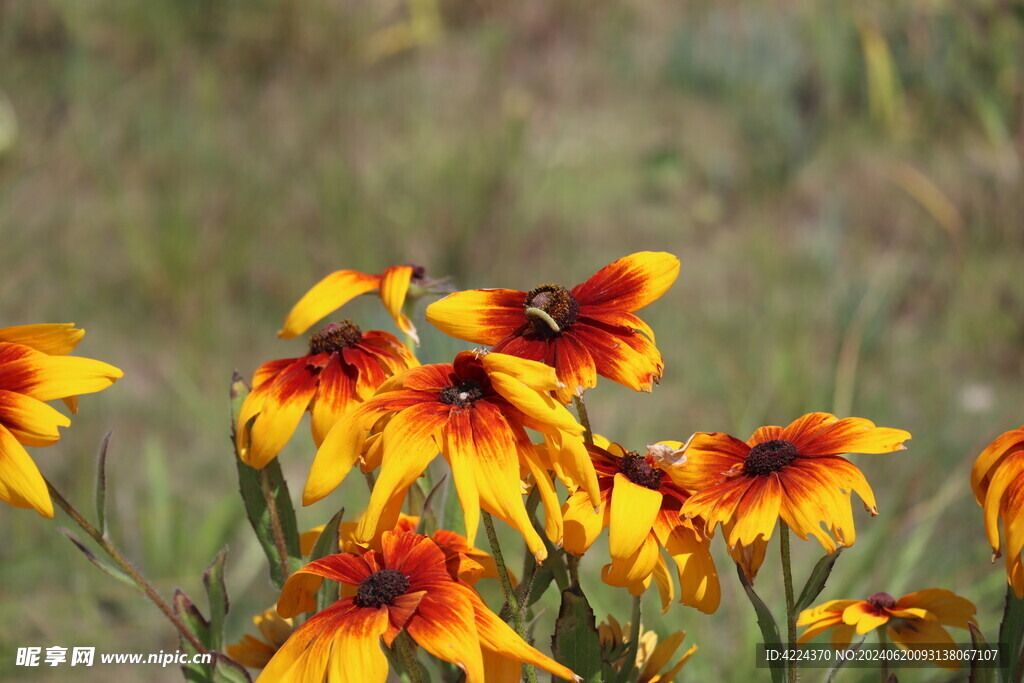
1 0 1022 680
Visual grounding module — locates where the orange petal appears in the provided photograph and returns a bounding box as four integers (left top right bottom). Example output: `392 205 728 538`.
571 252 680 312
571 324 663 393
277 554 373 618
404 588 485 682
380 265 419 344
426 289 526 345
972 427 1024 505
308 357 358 447
672 432 749 492
784 413 911 456
243 362 320 468
0 424 53 517
886 619 961 670
442 410 482 547
278 270 381 339
727 474 783 547
681 476 754 540
0 323 84 355
577 307 657 345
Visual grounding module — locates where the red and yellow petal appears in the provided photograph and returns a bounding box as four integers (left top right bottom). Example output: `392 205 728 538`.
426 289 527 345
481 353 563 394
571 324 663 394
308 359 358 447
380 265 419 344
547 333 598 404
0 424 53 517
442 410 483 547
571 252 680 312
241 363 320 469
972 427 1024 505
672 432 749 492
608 473 663 560
0 344 122 401
887 620 961 670
682 475 755 540
0 323 84 355
277 554 374 618
0 389 71 447
404 587 485 682
654 513 721 614
727 474 783 547
783 413 911 457
841 602 890 635
278 270 381 339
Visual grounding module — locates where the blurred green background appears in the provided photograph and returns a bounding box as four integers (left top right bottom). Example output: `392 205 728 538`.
1 0 1022 680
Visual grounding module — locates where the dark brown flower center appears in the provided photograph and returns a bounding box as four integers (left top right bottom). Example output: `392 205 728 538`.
744 439 798 476
867 592 896 610
353 569 410 608
440 379 485 407
524 284 580 338
309 320 362 355
619 452 664 490
409 264 426 281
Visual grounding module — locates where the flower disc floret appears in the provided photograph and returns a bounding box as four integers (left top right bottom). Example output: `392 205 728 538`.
354 569 410 608
524 284 580 337
744 439 798 476
308 320 363 355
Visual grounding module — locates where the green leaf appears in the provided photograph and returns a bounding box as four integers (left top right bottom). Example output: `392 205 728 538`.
61 530 137 590
211 653 253 683
736 563 785 683
94 431 112 537
999 584 1024 681
232 372 303 588
309 508 345 612
968 622 995 683
551 584 603 683
791 548 843 618
173 589 212 647
202 548 230 651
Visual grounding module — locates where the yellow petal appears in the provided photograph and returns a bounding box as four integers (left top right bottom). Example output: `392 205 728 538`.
0 389 70 447
608 473 663 559
425 289 526 345
3 350 122 402
638 629 686 683
481 353 563 392
601 534 660 587
486 371 583 436
380 265 419 345
0 424 53 517
0 323 84 355
561 489 609 556
278 270 381 339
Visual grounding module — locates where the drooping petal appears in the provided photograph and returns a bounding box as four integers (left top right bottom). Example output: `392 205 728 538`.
242 362 320 469
380 265 419 344
0 389 71 447
404 588 485 682
0 323 84 355
516 429 564 544
602 533 661 587
278 270 381 339
426 289 527 345
442 410 482 547
608 473 663 560
577 307 656 345
571 252 680 312
480 352 563 393
0 424 53 517
548 332 599 404
886 620 961 670
571 324 663 393
670 432 749 492
309 357 358 447
637 630 687 683
984 452 1024 563
650 554 675 614
487 370 584 436
561 488 611 556
682 476 755 540
972 427 1024 505
654 512 721 614
544 431 602 509
726 474 783 547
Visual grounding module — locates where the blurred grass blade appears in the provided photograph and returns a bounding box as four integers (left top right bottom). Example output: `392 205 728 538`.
94 431 112 537
792 548 843 618
61 529 136 590
202 548 230 651
551 584 603 683
312 508 345 611
999 584 1024 681
736 563 785 683
212 653 253 683
416 473 448 535
968 623 995 683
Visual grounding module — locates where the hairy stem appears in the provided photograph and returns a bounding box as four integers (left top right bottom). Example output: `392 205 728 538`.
46 479 210 655
394 631 424 683
482 511 521 627
260 467 292 585
780 523 797 683
620 595 642 682
572 395 593 444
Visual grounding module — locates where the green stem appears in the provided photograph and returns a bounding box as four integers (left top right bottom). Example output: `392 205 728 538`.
619 595 642 683
571 395 593 444
45 479 210 656
780 523 797 683
878 628 889 682
482 511 521 627
394 631 424 683
260 467 292 583
1013 638 1024 683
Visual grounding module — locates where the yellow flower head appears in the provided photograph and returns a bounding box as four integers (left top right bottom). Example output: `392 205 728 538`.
0 324 122 517
561 439 720 614
303 351 595 562
236 320 417 469
426 252 679 404
598 615 696 683
971 425 1024 596
227 607 295 670
279 265 431 344
798 589 977 670
680 412 910 579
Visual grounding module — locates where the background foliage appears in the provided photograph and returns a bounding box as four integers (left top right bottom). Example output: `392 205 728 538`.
1 0 1022 680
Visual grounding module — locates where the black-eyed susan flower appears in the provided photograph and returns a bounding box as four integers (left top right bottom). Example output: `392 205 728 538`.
0 332 122 517
227 607 294 669
561 439 720 614
262 530 579 682
425 252 679 404
971 426 1024 596
679 413 910 578
598 615 697 683
304 351 595 561
236 320 417 469
797 589 976 669
279 265 434 344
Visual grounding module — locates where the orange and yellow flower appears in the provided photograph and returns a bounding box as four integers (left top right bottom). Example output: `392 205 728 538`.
279 265 428 344
971 425 1024 596
0 325 122 517
680 413 910 579
561 439 720 614
304 351 595 561
236 320 417 469
262 530 579 682
425 252 679 404
598 615 696 683
797 589 977 669
227 607 295 669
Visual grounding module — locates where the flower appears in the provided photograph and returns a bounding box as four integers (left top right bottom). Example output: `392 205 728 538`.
598 615 696 683
300 513 507 586
235 320 417 469
425 252 679 404
680 413 911 578
279 265 432 344
971 426 1024 596
227 607 294 669
304 351 596 561
0 323 90 413
0 329 122 517
561 439 720 614
797 589 977 669
261 530 579 682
